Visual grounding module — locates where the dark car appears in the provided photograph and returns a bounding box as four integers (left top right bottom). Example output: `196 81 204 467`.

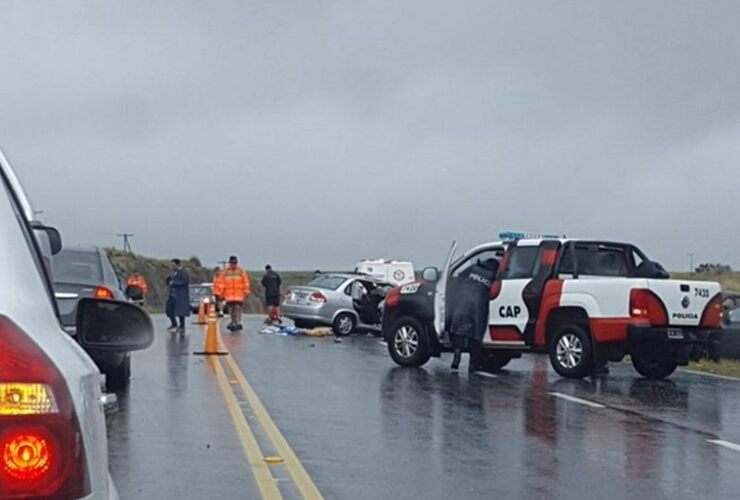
189 283 214 313
53 247 135 390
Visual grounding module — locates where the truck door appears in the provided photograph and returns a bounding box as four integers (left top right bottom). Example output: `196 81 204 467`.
433 241 457 337
488 240 560 347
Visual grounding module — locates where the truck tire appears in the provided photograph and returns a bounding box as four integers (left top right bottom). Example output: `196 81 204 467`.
631 343 678 379
549 324 594 378
473 350 513 372
104 355 131 392
333 313 356 337
387 316 431 367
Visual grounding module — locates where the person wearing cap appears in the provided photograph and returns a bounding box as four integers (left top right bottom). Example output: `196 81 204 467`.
166 259 190 334
213 256 251 331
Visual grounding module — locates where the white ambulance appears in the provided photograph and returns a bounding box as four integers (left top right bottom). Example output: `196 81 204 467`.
354 259 415 286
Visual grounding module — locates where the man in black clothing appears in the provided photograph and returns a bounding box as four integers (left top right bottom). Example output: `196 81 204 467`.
261 265 282 325
449 258 499 370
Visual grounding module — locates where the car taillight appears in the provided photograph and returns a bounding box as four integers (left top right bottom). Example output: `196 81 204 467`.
701 294 723 328
386 288 400 308
94 286 114 299
309 292 327 303
630 289 668 326
0 316 90 499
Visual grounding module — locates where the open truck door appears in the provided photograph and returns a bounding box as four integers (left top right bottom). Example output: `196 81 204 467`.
434 241 457 338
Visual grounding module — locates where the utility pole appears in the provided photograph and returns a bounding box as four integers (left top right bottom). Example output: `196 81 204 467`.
688 252 694 273
117 233 134 253
218 260 227 268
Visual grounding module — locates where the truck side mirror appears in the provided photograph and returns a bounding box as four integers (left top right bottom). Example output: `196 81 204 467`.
76 298 154 352
422 267 440 282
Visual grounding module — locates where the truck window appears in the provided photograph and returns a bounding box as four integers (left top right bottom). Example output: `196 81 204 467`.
560 244 630 277
500 246 540 279
451 249 501 278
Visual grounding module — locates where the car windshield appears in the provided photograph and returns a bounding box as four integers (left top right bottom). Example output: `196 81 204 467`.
308 275 346 290
189 285 212 297
52 249 103 284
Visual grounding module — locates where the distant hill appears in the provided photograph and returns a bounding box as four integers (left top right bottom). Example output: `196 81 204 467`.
106 248 323 313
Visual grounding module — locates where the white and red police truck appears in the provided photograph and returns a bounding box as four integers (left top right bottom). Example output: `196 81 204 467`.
382 233 725 379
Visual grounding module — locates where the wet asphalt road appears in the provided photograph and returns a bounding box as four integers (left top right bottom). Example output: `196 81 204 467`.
108 314 740 500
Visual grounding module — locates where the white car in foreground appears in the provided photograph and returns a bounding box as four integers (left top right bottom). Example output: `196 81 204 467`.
1 148 153 499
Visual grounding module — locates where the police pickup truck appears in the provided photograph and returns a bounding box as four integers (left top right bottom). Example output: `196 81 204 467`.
382 233 725 379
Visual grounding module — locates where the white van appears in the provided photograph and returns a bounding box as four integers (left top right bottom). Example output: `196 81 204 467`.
354 259 415 286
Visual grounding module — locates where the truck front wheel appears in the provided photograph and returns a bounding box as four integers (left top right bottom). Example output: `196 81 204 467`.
387 316 430 367
549 324 594 378
631 343 678 379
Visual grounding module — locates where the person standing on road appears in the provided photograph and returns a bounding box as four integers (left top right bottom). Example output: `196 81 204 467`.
213 255 250 331
449 258 499 370
261 265 282 325
126 271 148 306
166 259 190 334
212 266 225 317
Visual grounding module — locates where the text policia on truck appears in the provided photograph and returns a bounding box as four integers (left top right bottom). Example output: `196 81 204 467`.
382 232 725 379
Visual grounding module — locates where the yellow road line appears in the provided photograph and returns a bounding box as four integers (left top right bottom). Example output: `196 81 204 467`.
211 356 283 499
218 331 324 500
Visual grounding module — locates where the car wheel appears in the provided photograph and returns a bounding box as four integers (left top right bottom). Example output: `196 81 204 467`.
632 343 678 379
333 313 356 337
387 316 430 367
549 324 594 378
474 350 513 372
104 355 131 391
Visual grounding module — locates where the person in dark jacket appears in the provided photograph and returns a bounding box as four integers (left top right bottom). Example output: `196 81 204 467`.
261 265 282 325
449 258 500 370
166 259 190 334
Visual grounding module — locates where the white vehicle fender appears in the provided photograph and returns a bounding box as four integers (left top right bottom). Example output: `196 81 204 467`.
558 292 601 319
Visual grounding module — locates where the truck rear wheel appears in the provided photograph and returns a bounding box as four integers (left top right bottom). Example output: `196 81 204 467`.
549 324 594 378
387 316 430 367
631 343 678 379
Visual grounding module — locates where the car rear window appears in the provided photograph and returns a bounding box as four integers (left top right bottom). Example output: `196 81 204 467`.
559 244 630 277
189 285 212 297
308 275 346 290
52 250 104 283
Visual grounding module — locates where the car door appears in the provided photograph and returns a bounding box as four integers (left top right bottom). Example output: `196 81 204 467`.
434 241 457 337
487 240 561 346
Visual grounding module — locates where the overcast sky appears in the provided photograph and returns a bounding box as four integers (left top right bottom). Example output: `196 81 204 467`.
1 1 739 270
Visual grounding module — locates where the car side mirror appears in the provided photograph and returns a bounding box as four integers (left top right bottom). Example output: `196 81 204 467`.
76 298 154 352
31 223 63 255
422 267 440 282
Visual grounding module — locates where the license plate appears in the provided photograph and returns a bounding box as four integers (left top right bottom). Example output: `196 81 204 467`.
667 329 684 340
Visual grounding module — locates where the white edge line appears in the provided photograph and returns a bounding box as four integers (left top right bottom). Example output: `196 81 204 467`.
679 369 740 382
707 439 740 452
473 371 498 379
549 392 606 409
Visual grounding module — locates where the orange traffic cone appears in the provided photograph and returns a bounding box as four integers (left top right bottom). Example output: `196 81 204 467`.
195 300 207 325
193 310 229 356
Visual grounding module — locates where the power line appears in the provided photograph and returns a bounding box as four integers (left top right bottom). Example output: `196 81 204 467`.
117 233 134 253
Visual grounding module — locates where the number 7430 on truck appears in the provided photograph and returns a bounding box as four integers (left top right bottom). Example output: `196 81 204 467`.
382 235 725 379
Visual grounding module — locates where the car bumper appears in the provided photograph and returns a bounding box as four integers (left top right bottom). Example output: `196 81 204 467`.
282 303 333 324
627 325 723 345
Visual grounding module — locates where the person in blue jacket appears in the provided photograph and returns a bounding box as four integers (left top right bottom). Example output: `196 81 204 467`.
166 259 190 334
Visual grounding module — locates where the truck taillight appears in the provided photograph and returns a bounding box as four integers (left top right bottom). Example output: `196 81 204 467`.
629 289 668 326
701 294 723 328
0 316 90 499
94 286 114 299
309 292 327 303
386 288 400 308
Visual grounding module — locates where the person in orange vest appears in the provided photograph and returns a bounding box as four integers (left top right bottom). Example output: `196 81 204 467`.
213 255 251 331
212 266 225 317
126 271 148 306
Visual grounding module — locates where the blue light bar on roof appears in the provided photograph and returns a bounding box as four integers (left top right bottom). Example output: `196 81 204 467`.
499 231 563 241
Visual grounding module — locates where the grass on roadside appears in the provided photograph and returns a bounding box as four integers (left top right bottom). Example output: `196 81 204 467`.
684 359 740 378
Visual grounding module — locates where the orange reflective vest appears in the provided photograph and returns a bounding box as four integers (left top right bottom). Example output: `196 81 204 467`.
213 266 250 302
127 276 148 295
